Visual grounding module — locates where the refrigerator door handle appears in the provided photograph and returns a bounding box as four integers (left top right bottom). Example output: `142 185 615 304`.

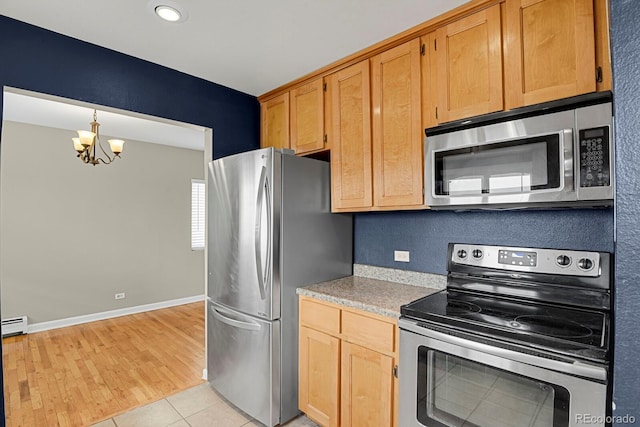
254 166 270 300
210 305 261 331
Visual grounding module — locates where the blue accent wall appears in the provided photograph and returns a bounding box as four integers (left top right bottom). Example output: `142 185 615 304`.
0 15 259 160
0 15 260 424
610 0 640 423
355 209 614 275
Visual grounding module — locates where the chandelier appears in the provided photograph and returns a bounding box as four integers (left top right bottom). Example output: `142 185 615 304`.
72 109 125 165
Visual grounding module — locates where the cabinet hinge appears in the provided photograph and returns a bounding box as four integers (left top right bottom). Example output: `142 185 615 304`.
323 82 327 91
596 66 603 83
420 43 426 56
393 365 398 378
323 134 328 144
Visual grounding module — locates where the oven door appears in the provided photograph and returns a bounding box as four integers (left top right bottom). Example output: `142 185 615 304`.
399 320 607 427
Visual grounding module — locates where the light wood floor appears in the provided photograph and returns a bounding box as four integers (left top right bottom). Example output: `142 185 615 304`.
2 301 205 427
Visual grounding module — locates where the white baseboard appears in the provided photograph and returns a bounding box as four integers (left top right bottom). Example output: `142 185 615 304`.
28 295 205 334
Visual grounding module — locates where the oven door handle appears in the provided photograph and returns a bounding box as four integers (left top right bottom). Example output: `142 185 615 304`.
399 319 607 382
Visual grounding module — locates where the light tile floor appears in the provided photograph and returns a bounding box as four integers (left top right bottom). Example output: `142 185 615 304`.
90 383 319 427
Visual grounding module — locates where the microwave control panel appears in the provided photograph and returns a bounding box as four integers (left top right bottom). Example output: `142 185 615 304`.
579 126 610 187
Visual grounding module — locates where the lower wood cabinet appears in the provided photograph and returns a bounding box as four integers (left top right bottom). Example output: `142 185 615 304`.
299 326 340 427
298 296 398 427
341 341 394 427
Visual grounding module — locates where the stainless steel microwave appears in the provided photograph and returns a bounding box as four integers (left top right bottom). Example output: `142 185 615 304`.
425 96 614 209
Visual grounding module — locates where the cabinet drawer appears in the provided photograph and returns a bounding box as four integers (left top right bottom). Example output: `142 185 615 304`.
300 298 340 335
342 310 395 354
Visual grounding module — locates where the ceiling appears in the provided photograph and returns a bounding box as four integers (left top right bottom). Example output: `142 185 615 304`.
0 0 468 96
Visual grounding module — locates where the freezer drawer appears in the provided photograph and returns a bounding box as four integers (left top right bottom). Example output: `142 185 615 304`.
207 300 280 426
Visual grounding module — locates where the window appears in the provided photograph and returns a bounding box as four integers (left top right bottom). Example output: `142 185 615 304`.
191 179 205 250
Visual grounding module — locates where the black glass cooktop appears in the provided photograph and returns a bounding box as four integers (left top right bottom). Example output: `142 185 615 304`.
401 289 609 362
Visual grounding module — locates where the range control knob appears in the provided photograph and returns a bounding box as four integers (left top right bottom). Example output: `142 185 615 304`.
472 249 483 259
578 258 594 270
457 249 467 259
556 255 571 267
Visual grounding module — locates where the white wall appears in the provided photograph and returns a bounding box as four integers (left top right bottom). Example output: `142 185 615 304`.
0 120 205 324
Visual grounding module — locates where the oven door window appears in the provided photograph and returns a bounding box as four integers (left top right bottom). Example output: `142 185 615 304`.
417 347 569 427
434 134 561 196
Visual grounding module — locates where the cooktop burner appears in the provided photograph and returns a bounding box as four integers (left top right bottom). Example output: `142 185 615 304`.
446 299 482 314
402 289 608 362
508 315 593 339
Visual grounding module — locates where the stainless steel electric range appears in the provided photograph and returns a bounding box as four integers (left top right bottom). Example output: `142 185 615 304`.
399 243 612 427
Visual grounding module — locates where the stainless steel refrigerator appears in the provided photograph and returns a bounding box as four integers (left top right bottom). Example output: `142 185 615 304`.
206 148 352 426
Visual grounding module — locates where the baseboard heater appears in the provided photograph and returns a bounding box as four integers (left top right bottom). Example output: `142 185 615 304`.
1 316 28 337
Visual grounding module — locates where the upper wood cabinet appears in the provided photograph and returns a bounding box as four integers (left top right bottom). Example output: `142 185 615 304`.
594 0 612 92
371 39 424 209
432 4 504 123
328 60 373 212
421 33 438 129
259 0 611 211
290 78 327 155
260 93 290 149
504 0 596 109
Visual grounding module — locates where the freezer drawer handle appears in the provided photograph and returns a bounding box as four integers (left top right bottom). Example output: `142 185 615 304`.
210 306 261 331
254 165 270 300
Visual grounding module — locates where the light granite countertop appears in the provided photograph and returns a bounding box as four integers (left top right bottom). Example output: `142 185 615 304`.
296 275 442 319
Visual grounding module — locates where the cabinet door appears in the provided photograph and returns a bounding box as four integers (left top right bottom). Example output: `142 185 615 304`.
328 60 372 212
371 39 423 208
291 79 326 154
341 341 394 427
594 0 611 92
421 33 438 129
434 4 503 123
299 326 340 427
260 93 290 149
505 0 596 109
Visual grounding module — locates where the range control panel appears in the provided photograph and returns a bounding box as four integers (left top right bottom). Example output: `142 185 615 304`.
451 244 601 277
499 249 537 267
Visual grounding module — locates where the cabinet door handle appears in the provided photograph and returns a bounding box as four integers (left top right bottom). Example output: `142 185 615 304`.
393 365 398 378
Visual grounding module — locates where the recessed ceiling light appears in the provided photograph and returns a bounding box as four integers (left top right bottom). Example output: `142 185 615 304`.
155 5 181 22
147 0 189 23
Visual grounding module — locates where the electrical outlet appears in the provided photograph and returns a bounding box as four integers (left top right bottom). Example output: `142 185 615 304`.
115 293 126 300
394 250 410 263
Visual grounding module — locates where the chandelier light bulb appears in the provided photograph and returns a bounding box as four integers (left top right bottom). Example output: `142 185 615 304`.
77 130 96 147
108 139 125 155
72 138 84 153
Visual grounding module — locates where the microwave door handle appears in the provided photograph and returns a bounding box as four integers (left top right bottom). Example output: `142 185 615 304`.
210 306 261 331
254 166 268 300
562 128 574 191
